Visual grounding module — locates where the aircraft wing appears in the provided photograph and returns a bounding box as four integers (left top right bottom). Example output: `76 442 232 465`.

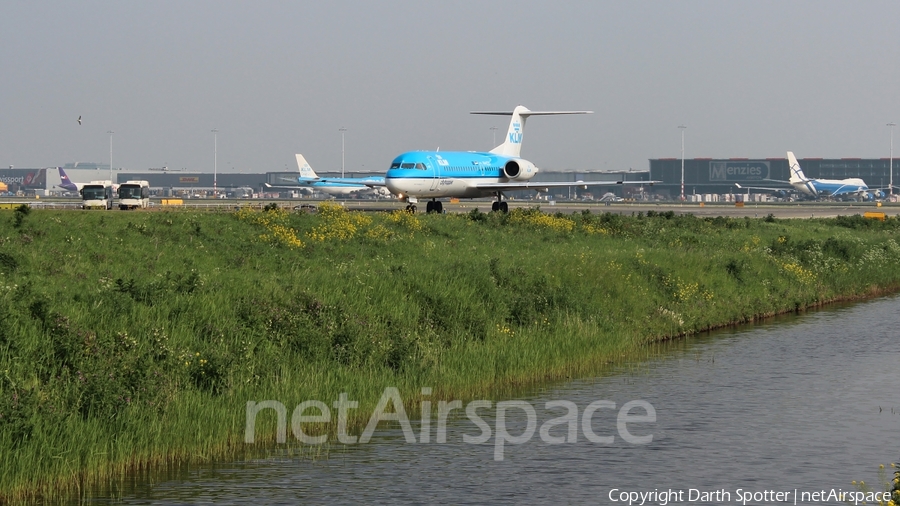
734 183 792 192
828 184 871 197
264 183 317 190
856 185 895 192
472 180 658 191
315 178 386 187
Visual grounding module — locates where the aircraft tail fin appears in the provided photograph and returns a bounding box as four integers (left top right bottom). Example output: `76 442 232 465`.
787 151 807 184
296 154 319 179
471 106 592 157
57 167 78 191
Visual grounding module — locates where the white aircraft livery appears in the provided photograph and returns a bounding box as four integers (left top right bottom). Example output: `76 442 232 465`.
381 105 653 213
786 151 885 199
736 152 889 201
266 154 388 197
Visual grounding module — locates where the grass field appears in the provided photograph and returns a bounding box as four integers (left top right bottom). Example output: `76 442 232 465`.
2 203 900 502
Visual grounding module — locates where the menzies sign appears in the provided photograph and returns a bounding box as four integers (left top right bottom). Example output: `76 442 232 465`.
709 161 769 182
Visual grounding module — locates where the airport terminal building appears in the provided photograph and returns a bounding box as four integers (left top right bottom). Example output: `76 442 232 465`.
7 157 897 201
650 157 899 199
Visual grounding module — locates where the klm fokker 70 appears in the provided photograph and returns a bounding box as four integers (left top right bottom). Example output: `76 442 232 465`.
364 105 654 212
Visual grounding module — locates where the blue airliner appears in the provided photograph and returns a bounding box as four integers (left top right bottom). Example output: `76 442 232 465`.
380 105 653 213
736 152 889 200
266 154 388 197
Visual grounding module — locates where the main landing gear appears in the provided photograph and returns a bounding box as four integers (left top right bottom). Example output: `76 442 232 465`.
405 204 417 213
491 192 509 213
426 200 443 213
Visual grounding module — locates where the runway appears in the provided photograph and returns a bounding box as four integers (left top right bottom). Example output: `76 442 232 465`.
2 198 895 219
327 200 897 219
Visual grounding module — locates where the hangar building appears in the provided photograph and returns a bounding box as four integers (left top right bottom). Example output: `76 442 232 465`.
650 157 899 198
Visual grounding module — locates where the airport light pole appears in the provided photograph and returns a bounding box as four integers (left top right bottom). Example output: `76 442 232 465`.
107 130 114 182
889 122 896 197
339 127 347 178
212 129 218 197
678 125 687 202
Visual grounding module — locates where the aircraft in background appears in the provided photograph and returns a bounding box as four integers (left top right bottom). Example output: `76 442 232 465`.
265 154 389 197
377 105 655 213
735 151 890 201
57 167 119 194
57 167 86 192
598 192 624 202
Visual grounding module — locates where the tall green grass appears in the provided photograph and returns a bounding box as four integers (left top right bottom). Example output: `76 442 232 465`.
2 204 900 502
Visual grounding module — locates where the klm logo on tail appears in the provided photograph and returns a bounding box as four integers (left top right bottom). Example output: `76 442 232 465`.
509 122 522 144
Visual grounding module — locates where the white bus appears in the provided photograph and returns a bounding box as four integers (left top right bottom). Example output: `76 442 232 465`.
81 181 115 209
118 180 150 210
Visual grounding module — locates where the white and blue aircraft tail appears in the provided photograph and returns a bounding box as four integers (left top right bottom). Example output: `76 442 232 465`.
380 105 655 213
295 154 319 180
736 152 889 201
266 154 388 197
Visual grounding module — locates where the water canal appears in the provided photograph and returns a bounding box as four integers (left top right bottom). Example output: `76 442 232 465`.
90 296 900 505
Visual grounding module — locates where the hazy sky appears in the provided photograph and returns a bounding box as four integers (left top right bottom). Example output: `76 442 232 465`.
3 1 899 174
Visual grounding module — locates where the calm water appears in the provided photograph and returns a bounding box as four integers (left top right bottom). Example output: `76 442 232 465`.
91 297 900 505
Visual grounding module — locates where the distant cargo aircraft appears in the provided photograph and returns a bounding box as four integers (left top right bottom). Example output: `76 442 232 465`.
735 152 889 200
377 105 654 213
57 167 119 195
265 154 388 197
57 167 85 192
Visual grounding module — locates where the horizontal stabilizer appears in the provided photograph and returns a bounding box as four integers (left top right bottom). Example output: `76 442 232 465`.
472 105 593 158
471 110 593 116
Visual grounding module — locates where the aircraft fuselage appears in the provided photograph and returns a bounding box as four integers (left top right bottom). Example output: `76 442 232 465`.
791 177 868 197
385 150 538 199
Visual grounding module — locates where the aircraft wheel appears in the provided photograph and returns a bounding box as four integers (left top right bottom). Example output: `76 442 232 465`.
426 201 434 213
491 201 500 212
435 201 443 213
410 205 417 213
500 202 509 213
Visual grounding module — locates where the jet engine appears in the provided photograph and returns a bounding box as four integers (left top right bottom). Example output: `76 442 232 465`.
502 159 539 181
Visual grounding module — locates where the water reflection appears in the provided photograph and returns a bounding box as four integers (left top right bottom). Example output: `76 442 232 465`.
90 297 900 505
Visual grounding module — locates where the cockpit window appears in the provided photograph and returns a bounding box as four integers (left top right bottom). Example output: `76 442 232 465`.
400 163 416 169
415 163 426 170
390 162 401 169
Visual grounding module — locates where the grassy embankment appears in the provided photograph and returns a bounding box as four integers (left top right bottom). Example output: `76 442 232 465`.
2 204 900 502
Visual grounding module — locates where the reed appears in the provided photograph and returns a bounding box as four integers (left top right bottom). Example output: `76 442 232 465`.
2 206 900 502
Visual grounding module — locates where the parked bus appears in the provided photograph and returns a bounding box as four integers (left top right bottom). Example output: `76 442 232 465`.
81 181 115 209
118 180 150 210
